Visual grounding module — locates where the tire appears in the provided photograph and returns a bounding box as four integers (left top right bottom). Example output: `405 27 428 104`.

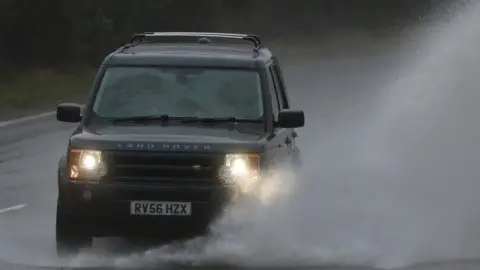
56 202 93 257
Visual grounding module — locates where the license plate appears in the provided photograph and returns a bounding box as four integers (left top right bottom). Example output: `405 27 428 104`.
130 201 192 216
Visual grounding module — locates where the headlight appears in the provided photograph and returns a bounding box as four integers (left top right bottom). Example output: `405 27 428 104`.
68 149 107 181
222 154 260 190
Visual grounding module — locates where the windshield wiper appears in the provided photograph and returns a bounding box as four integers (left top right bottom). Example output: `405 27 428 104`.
111 115 197 123
110 115 263 126
180 117 263 124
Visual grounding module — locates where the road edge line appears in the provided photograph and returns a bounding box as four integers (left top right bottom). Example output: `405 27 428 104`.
0 204 28 214
0 111 56 128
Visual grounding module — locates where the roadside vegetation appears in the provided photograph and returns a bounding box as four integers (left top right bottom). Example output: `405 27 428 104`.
0 70 95 111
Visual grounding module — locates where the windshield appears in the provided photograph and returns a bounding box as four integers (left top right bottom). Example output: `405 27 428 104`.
92 67 264 120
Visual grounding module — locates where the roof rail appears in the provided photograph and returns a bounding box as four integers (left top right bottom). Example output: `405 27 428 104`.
128 32 263 48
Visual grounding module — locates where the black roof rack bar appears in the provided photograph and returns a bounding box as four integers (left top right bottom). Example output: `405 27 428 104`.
129 32 263 48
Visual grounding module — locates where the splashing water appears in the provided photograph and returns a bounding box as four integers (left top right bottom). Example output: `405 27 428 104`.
62 1 480 269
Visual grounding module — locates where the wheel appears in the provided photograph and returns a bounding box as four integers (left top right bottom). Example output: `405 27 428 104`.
56 202 93 257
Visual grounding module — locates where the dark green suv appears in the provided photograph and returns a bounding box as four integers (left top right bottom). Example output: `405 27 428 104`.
55 32 305 256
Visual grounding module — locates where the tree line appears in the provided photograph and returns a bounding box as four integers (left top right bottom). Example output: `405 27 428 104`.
0 0 451 73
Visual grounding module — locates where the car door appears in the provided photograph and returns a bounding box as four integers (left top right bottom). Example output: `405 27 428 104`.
273 58 302 169
268 64 294 167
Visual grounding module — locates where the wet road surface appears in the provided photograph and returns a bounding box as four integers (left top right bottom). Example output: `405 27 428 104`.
0 121 73 266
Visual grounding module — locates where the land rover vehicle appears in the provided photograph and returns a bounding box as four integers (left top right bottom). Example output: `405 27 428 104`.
55 32 305 256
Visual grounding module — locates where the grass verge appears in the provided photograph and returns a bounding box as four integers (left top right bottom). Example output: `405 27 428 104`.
0 69 96 121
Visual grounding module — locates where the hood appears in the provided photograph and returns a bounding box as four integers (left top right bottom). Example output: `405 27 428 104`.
69 125 270 153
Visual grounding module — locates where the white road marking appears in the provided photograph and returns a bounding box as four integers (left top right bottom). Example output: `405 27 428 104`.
0 111 56 128
0 204 27 214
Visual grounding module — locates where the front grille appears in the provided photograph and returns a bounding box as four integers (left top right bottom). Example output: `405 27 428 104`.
107 151 223 186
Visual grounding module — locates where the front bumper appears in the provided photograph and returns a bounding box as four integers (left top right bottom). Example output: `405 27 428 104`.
59 181 232 238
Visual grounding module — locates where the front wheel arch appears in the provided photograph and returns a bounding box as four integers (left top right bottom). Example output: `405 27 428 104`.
57 154 68 204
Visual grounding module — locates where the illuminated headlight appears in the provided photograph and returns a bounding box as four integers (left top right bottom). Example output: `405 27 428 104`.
222 154 260 190
68 149 107 181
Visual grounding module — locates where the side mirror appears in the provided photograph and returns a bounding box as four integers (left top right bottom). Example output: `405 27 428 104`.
277 109 305 128
57 103 82 123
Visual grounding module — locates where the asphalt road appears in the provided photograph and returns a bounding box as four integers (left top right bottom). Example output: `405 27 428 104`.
1 26 480 269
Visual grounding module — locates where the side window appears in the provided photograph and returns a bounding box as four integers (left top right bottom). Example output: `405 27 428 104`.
271 65 289 110
267 67 280 119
